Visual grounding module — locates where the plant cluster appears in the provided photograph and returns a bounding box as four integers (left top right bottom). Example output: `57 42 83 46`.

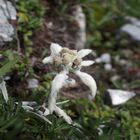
16 0 45 46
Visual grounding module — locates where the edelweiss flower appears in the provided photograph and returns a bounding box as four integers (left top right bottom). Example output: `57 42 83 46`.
43 43 97 124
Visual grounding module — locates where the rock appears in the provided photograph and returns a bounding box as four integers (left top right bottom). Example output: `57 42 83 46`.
72 5 86 49
100 53 111 63
104 89 136 106
120 17 140 41
95 53 112 71
27 78 39 89
0 0 16 45
95 53 111 63
104 63 112 71
21 101 37 107
125 16 140 27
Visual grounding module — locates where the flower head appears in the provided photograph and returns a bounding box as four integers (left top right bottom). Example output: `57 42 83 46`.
43 43 94 70
43 43 97 124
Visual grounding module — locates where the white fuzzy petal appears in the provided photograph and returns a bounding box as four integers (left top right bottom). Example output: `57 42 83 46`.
42 56 53 64
50 43 62 56
81 60 95 67
48 70 68 113
51 71 68 93
100 53 111 63
77 49 92 58
48 91 57 114
75 71 97 100
54 106 72 124
0 80 9 102
48 70 72 124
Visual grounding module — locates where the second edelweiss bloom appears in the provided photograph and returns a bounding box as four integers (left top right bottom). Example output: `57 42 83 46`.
43 43 97 124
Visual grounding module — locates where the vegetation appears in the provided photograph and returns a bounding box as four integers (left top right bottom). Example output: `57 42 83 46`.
0 0 140 139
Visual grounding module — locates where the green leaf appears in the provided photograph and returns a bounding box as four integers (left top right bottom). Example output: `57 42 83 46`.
0 60 17 77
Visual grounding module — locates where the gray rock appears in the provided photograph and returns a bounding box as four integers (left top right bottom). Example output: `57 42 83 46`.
104 89 136 106
0 23 14 42
121 24 140 41
120 16 140 41
95 53 111 63
27 78 39 89
0 0 16 44
73 5 86 49
125 16 140 27
104 63 112 71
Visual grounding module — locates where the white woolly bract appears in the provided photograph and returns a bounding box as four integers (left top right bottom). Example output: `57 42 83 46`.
54 106 72 124
50 43 62 56
0 80 9 102
75 71 97 100
48 70 72 124
42 56 53 64
48 70 68 113
42 43 62 64
21 101 37 106
48 71 72 124
81 60 95 67
77 49 92 58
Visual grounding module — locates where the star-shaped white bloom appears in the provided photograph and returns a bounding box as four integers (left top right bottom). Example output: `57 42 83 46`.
42 43 95 69
43 43 97 124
